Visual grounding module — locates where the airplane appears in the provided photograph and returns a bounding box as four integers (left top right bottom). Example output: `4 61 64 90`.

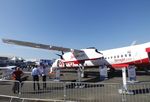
2 39 150 77
0 66 16 70
0 66 16 80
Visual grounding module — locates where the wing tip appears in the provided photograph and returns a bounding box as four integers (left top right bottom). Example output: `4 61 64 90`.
2 38 14 44
2 38 8 43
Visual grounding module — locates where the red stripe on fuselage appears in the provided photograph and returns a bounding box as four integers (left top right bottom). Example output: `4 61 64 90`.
146 47 150 52
111 58 150 69
64 58 99 64
62 57 150 68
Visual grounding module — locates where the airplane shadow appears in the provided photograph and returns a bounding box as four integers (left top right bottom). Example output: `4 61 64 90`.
131 88 150 95
81 70 150 83
0 81 12 85
21 76 29 81
21 86 64 94
65 83 104 89
21 90 52 94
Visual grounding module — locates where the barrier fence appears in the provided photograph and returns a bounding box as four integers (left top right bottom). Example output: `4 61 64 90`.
0 80 150 102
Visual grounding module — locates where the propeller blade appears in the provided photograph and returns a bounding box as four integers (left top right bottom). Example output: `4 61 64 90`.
56 53 63 59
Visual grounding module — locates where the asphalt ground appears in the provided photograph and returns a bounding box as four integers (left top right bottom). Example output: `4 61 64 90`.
0 68 150 102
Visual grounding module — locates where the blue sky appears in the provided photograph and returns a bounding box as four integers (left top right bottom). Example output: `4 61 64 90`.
0 0 150 59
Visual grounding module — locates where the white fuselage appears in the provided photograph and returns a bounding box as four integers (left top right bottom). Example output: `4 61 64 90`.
51 42 150 70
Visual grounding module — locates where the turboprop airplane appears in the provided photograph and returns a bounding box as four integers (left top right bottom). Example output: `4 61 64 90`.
2 39 150 75
0 66 16 80
4 38 150 93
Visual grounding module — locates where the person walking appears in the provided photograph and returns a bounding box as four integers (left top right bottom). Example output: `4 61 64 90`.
31 65 41 90
12 67 23 94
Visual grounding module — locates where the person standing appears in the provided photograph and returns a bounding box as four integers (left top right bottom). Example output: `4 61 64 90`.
12 67 23 94
41 66 47 89
31 65 41 90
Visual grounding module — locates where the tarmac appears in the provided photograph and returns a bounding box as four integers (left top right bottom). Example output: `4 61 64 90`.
0 68 150 102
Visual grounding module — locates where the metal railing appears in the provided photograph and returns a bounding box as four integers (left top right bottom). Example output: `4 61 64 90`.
0 80 150 102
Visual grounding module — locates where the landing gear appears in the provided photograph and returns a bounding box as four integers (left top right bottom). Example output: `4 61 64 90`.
144 67 150 75
52 68 61 81
109 68 116 78
76 64 85 82
118 67 134 95
75 64 85 88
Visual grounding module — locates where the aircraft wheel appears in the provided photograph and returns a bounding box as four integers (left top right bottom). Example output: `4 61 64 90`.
84 73 88 78
109 68 115 78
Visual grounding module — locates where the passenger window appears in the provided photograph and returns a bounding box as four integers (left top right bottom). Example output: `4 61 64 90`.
121 55 123 57
117 55 119 58
129 54 131 57
114 56 116 58
125 54 127 57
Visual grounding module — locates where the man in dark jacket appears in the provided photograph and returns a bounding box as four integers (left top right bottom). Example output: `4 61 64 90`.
12 67 23 94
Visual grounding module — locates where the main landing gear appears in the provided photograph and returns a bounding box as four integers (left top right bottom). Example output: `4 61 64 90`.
74 64 86 88
118 67 134 95
76 64 85 82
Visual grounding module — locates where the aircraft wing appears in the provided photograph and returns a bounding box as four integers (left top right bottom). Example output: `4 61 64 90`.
0 66 16 70
2 38 82 53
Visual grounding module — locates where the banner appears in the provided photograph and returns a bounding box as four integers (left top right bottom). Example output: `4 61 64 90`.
128 65 136 82
99 65 108 80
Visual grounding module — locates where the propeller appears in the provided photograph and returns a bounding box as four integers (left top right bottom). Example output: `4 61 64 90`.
55 51 64 59
95 49 103 54
56 54 63 59
55 52 67 68
87 47 103 55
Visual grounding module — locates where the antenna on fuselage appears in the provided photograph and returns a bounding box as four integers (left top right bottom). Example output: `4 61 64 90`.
131 41 137 46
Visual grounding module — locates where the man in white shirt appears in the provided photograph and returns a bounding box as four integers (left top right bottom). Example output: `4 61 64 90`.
31 65 41 90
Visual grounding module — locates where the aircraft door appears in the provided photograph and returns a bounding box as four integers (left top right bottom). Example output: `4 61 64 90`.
134 52 142 64
146 48 150 62
147 52 150 62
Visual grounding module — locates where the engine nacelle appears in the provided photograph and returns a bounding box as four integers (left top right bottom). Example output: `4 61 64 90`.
50 59 64 73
